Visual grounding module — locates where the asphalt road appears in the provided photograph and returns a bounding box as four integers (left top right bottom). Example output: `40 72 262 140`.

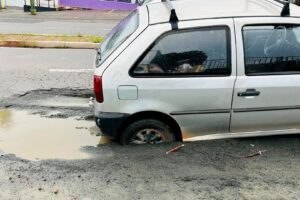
0 47 299 199
0 47 95 98
0 8 129 36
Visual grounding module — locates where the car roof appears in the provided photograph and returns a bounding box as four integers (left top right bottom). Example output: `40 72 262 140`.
145 0 300 25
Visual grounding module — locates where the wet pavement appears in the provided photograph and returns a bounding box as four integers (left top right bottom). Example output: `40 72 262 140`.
0 47 299 199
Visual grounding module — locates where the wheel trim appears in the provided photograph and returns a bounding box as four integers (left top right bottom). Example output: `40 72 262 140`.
130 128 164 144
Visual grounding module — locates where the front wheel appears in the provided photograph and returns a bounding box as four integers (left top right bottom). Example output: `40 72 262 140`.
120 119 175 145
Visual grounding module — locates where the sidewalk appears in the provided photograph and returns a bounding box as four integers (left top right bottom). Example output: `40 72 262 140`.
0 7 130 36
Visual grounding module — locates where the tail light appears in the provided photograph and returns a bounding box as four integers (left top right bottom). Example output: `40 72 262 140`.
94 75 103 103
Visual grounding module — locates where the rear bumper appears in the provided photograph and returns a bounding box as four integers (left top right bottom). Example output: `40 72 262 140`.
95 112 129 138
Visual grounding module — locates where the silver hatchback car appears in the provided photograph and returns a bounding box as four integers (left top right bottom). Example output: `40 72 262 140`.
94 0 300 145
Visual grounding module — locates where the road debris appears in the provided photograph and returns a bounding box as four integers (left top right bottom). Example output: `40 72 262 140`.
166 144 185 155
245 150 266 158
52 188 59 194
89 97 94 108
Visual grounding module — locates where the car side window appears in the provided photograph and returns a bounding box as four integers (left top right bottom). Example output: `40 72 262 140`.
130 27 231 77
243 25 300 75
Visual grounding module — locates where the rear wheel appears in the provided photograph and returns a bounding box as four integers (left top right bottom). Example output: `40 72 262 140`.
120 119 175 145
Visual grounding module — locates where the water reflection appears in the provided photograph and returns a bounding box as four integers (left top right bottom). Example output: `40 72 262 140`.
0 109 105 160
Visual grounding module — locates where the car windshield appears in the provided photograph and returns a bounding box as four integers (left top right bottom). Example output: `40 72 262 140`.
96 11 139 67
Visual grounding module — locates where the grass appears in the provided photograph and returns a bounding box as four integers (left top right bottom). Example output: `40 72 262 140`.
90 35 103 43
0 34 103 43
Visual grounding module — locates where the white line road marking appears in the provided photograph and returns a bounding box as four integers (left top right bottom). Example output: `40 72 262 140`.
49 69 93 73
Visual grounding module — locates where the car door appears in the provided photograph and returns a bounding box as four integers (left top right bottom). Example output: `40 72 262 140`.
231 17 300 133
125 18 237 139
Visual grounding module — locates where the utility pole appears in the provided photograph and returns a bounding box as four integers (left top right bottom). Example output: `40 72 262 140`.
30 0 37 15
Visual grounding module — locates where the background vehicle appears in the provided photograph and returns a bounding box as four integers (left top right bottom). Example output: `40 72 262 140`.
94 0 300 145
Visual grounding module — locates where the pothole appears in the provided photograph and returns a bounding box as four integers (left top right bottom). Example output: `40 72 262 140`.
0 88 95 118
0 109 110 160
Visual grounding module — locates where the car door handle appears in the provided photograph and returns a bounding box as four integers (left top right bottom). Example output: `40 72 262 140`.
237 89 260 97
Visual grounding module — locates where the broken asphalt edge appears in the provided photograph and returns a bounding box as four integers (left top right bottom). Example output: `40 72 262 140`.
0 40 100 49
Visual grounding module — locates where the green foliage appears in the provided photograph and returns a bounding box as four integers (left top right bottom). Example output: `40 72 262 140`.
90 36 103 43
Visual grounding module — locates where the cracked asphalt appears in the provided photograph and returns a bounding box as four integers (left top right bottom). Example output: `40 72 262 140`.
0 47 299 199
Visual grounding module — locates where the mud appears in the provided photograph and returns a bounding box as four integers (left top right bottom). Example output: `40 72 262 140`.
0 109 109 160
0 133 299 199
0 89 95 119
0 90 299 199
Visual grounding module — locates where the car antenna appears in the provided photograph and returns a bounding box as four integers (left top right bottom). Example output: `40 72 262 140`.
273 0 290 16
162 0 179 30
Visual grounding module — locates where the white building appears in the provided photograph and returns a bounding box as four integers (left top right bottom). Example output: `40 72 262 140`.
6 0 23 7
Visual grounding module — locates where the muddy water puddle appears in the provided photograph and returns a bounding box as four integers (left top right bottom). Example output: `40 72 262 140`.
0 109 109 160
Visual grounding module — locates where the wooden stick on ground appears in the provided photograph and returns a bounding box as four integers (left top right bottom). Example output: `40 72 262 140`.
166 144 185 155
245 150 266 158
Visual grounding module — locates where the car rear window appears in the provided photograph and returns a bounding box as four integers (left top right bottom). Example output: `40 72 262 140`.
96 11 139 67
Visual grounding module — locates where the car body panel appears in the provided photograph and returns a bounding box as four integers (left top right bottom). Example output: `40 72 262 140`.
94 6 148 115
99 18 237 138
147 0 300 25
184 128 300 142
231 17 300 132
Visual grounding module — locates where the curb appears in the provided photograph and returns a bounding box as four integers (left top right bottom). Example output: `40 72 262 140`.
0 40 100 49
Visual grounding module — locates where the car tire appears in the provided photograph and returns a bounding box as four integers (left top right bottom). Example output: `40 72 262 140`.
120 119 175 145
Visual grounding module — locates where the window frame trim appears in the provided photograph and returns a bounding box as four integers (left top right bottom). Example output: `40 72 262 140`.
128 25 232 78
242 23 300 76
